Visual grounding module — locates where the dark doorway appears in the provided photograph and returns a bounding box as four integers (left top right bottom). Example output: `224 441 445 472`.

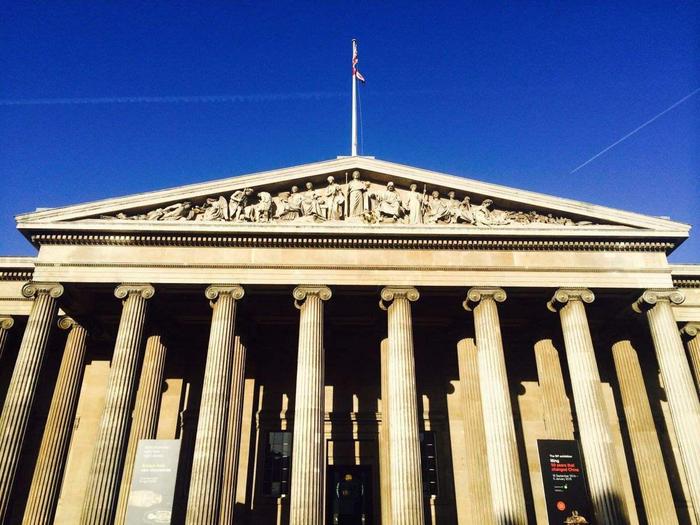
326 465 373 525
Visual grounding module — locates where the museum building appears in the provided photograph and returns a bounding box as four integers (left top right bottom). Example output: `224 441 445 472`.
0 156 699 524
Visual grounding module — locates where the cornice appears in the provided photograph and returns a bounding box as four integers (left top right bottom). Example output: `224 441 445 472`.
16 157 689 233
0 256 36 281
0 270 34 282
33 261 672 275
671 264 700 289
673 278 700 289
28 232 675 252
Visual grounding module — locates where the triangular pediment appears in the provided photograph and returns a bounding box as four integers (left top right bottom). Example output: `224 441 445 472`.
16 157 689 242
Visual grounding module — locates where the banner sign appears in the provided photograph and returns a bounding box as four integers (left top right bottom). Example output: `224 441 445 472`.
125 439 181 525
537 439 594 524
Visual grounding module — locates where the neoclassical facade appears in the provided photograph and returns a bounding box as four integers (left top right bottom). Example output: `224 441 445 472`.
0 156 699 524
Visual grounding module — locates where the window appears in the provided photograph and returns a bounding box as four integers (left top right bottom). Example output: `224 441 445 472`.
420 431 439 497
262 431 292 497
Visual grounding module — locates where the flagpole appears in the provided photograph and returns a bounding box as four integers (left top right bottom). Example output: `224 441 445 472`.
351 39 358 157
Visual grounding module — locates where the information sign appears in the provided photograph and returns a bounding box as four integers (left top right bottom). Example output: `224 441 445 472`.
537 439 594 524
125 439 181 525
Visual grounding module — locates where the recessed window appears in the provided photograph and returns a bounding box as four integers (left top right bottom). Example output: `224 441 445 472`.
262 431 292 497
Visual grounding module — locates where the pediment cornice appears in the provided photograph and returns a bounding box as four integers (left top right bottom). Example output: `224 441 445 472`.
15 157 690 246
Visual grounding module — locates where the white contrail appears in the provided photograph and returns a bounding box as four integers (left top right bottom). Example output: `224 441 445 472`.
569 87 700 174
0 92 345 106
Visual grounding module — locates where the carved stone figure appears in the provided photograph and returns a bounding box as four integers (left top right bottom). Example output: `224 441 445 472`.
347 171 369 217
229 188 254 221
323 176 345 221
445 191 461 224
145 207 166 221
425 191 450 224
456 196 474 224
301 182 324 220
160 201 194 221
472 199 511 226
244 192 273 222
404 184 425 225
275 189 300 220
99 173 594 227
472 199 494 226
199 196 228 221
376 181 402 221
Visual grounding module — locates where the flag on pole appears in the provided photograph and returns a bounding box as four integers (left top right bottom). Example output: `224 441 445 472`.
352 39 366 83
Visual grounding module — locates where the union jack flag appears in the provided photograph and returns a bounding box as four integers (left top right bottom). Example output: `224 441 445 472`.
352 40 366 83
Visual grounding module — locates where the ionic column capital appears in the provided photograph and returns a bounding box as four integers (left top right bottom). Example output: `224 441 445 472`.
114 283 155 300
293 285 332 309
379 286 419 310
632 288 685 314
463 287 506 311
205 284 245 304
681 322 700 341
547 288 594 312
21 282 64 300
0 316 14 330
57 316 78 331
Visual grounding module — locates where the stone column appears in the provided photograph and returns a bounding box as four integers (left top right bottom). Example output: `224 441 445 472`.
0 315 14 361
534 339 574 439
634 289 700 521
380 286 424 525
464 287 527 525
186 284 244 524
681 323 700 392
456 338 494 524
80 283 154 525
612 340 678 525
0 282 63 521
219 335 247 524
548 288 628 524
114 332 168 524
379 338 392 525
289 285 331 525
22 317 88 525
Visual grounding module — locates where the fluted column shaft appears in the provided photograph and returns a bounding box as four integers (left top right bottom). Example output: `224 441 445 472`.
379 338 392 525
114 332 168 524
381 286 424 525
634 290 700 521
0 282 63 521
23 317 87 525
219 335 247 524
465 287 527 525
456 338 494 524
612 340 678 525
0 316 14 361
186 284 244 524
549 288 628 524
80 283 154 525
289 285 331 525
534 339 574 439
681 323 700 393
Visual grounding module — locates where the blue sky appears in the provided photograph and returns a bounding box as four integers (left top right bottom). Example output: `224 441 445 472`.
1 2 698 260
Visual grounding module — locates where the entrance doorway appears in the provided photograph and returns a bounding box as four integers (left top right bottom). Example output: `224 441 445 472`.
326 465 373 525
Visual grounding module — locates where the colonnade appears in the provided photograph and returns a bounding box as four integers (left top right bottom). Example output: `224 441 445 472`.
0 282 699 523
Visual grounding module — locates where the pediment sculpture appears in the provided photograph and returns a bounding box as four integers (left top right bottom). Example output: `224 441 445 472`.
101 171 593 227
